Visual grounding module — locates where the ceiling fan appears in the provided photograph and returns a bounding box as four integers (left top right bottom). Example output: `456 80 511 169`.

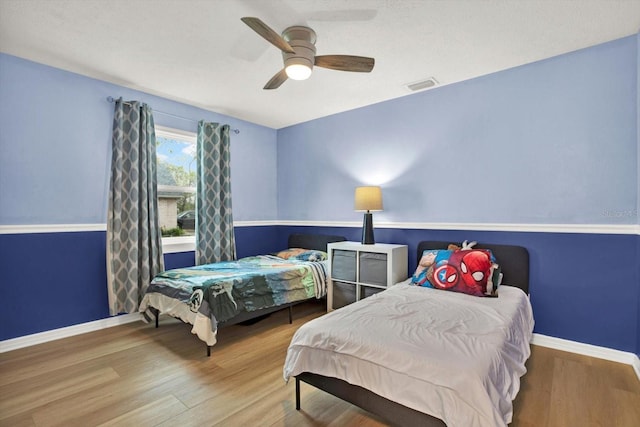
241 17 375 90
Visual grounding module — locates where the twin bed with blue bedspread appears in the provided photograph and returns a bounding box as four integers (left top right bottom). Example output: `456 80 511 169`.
139 233 345 355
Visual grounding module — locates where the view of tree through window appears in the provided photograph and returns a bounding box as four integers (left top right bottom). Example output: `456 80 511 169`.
155 127 196 237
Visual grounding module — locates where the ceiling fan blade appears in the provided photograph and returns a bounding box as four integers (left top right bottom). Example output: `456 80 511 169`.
314 55 375 72
241 17 295 54
264 69 288 90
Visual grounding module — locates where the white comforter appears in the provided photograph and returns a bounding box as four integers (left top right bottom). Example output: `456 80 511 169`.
283 281 534 427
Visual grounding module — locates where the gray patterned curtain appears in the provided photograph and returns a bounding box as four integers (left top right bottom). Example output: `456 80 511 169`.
196 121 236 265
106 98 164 315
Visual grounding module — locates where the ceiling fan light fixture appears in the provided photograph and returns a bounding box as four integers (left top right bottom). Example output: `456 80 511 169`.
285 62 312 80
283 36 316 81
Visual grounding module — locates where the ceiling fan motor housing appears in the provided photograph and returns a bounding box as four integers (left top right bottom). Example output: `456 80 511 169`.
282 26 317 77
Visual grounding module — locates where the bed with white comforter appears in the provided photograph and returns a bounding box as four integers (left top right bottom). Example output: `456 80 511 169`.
283 280 534 427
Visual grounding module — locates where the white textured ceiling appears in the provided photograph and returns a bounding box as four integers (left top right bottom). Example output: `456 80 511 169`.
1 0 639 129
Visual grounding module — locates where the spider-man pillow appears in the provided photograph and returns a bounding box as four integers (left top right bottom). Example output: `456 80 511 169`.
412 249 501 297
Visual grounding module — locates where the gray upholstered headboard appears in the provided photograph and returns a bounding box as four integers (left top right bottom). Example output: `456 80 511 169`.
416 241 530 294
288 233 347 252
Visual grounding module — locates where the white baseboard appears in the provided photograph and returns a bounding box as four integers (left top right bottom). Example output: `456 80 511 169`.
532 333 640 381
0 313 142 353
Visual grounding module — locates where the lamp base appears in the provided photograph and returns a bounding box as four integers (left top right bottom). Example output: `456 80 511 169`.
361 212 375 245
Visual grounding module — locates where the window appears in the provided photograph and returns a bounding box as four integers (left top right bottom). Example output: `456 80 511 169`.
155 126 196 240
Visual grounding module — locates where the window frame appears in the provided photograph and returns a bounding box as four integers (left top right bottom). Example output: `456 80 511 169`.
155 125 197 253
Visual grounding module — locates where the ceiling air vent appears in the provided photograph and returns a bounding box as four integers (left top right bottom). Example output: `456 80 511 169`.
406 77 438 92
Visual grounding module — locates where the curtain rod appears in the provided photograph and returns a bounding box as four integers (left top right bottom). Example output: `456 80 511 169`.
106 96 240 134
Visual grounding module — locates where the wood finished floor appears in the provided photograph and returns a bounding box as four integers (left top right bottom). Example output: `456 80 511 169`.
1 301 639 427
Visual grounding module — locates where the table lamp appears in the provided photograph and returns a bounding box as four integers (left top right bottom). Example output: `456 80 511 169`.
354 186 383 245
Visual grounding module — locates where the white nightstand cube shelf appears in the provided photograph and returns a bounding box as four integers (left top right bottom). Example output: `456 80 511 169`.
327 241 408 312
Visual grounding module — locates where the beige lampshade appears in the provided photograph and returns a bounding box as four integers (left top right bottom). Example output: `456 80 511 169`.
354 186 383 212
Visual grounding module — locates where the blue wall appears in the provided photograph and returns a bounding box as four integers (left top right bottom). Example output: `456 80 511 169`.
637 34 640 359
277 36 637 224
0 226 283 340
1 36 639 359
279 226 639 354
3 226 636 356
0 231 109 338
0 53 279 224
